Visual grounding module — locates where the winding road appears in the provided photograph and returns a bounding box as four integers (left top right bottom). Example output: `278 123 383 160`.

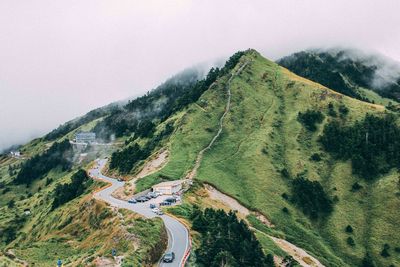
89 159 190 267
88 61 249 266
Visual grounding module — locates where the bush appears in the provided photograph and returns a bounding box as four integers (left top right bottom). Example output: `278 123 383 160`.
291 177 333 219
347 237 355 247
328 103 337 117
351 182 363 192
282 207 289 213
345 225 354 233
297 110 324 131
339 104 349 116
381 244 391 258
310 153 322 162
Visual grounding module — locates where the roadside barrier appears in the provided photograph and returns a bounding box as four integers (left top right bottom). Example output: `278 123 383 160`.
181 230 192 267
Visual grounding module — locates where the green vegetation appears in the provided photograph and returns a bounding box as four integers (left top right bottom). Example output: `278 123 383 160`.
278 49 400 102
291 177 333 219
94 51 245 142
320 114 400 179
14 140 73 184
191 206 274 267
52 169 93 209
297 109 324 131
141 50 400 266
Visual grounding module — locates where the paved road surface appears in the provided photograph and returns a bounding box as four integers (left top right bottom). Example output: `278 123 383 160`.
89 159 190 267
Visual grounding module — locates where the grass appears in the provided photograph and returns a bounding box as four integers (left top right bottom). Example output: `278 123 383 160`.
134 50 399 266
0 121 166 266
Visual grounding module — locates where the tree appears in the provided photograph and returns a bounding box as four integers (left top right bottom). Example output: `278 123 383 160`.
361 253 375 267
52 169 92 209
347 237 355 247
297 110 324 131
291 177 333 219
193 208 272 267
15 140 73 184
7 199 15 209
345 225 354 233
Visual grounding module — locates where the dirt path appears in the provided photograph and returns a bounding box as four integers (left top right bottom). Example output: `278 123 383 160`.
268 236 325 267
186 61 249 179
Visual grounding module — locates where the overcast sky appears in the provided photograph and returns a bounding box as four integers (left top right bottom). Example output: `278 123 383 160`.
1 0 400 151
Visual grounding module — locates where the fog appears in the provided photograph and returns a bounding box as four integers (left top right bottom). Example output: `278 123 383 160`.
1 0 400 151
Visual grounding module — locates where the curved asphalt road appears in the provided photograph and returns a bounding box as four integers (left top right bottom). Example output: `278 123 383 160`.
89 159 190 267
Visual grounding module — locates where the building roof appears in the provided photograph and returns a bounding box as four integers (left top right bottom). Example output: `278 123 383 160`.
152 179 186 188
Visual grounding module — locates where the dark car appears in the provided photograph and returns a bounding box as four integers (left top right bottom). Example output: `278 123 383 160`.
136 197 147 202
128 198 137 204
149 203 156 209
165 198 176 203
160 201 172 206
162 252 175 263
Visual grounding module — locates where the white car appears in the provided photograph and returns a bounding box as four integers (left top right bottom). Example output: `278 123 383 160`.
151 208 160 213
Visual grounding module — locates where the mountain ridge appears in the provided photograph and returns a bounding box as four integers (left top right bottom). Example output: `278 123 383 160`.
1 49 400 266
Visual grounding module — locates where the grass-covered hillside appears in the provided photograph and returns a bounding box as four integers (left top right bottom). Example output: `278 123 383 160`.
137 50 400 266
0 123 166 266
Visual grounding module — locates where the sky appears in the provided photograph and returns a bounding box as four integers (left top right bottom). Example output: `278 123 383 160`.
1 0 400 151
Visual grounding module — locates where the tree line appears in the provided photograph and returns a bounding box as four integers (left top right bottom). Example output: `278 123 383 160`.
14 140 73 185
52 169 92 209
320 114 400 179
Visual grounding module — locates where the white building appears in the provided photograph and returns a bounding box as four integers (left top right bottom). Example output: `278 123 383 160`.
75 132 96 143
10 151 21 158
152 180 186 195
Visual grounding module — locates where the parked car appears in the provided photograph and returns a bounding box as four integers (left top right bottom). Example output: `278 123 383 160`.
147 192 157 198
136 197 148 203
151 207 160 213
165 198 176 203
160 201 172 206
162 252 175 263
149 203 156 209
128 198 137 204
156 210 164 216
117 178 123 182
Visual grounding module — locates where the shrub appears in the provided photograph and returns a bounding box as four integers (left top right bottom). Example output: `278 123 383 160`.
282 207 289 213
345 225 354 233
351 182 363 192
381 244 391 258
339 104 349 116
297 110 324 131
310 153 322 162
291 177 333 219
347 237 355 247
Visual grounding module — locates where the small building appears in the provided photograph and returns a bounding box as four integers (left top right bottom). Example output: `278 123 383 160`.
152 180 186 195
10 151 21 157
75 132 96 143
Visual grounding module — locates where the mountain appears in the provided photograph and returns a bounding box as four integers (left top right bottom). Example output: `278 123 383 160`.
278 48 400 107
1 49 400 266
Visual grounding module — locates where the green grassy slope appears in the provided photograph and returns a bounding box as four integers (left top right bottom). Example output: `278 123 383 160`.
0 120 166 266
140 50 399 266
